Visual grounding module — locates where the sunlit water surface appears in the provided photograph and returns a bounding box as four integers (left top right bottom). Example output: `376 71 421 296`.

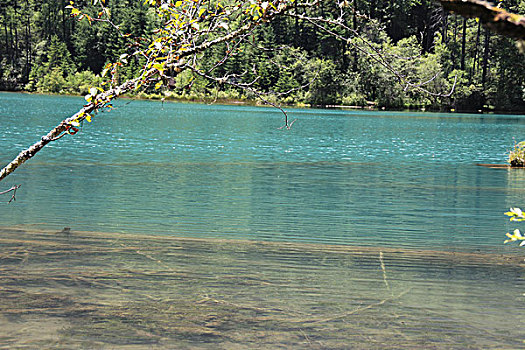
0 92 524 348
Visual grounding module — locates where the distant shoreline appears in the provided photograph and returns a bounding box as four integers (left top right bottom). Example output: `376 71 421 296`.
1 90 524 115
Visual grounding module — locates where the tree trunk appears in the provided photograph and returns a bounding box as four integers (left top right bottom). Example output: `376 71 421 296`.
460 17 467 70
294 1 298 47
24 0 31 81
481 28 490 87
471 20 481 80
3 8 9 60
352 0 358 71
13 1 19 62
442 10 448 44
452 15 458 69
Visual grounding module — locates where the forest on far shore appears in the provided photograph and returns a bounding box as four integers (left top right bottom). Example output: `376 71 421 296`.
1 0 524 112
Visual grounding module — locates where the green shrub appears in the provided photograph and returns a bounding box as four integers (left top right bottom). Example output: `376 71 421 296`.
40 67 67 93
509 141 525 167
64 71 103 95
341 93 367 107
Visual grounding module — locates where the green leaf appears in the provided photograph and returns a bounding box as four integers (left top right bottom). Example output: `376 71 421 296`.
153 63 165 74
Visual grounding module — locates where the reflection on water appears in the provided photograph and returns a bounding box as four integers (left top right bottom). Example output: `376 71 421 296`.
0 161 522 251
0 227 523 349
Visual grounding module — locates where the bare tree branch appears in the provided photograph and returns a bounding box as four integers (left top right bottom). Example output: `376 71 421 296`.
0 185 21 203
0 0 299 183
185 64 297 129
6 0 517 185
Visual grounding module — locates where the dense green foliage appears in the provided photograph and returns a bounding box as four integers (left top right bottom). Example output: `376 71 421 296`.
1 0 524 111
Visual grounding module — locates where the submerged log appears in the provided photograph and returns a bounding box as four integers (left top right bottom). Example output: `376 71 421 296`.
474 163 525 169
476 163 510 168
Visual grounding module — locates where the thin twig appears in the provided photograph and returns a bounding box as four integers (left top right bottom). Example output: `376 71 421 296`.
0 185 21 203
379 251 393 297
307 288 412 324
185 64 298 129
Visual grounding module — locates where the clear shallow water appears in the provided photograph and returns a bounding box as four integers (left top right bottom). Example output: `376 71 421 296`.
0 228 523 349
1 92 525 251
0 92 524 348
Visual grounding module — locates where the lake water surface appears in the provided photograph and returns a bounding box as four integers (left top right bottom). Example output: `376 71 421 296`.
0 92 524 348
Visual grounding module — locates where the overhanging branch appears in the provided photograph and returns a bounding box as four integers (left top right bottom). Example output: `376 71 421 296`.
0 1 298 183
439 0 525 40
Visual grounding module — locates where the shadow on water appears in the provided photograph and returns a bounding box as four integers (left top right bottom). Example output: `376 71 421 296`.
0 226 523 349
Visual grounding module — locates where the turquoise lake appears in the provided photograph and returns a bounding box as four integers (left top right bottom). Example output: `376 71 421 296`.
0 92 524 348
1 92 524 251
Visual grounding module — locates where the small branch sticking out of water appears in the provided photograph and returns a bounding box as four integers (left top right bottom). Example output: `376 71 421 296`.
0 185 21 203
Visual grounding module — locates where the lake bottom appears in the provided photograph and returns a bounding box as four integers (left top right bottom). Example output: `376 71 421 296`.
0 226 523 349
